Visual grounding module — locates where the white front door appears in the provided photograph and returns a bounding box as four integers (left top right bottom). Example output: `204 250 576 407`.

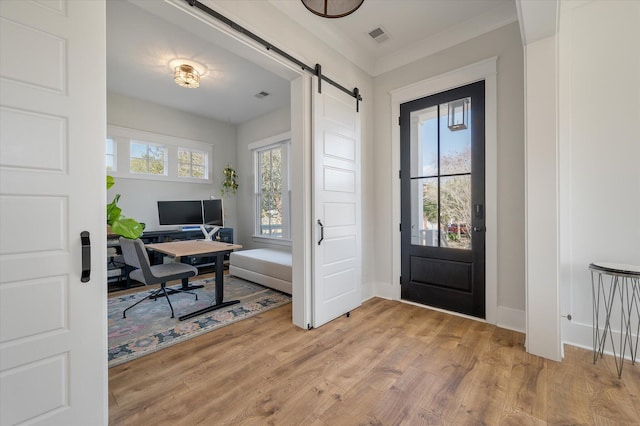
312 77 361 327
0 1 107 424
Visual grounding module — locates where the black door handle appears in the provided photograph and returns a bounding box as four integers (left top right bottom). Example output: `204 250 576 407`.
81 231 91 282
317 220 324 246
473 226 485 232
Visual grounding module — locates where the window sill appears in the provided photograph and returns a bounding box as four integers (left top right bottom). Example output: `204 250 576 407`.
251 236 292 247
108 171 211 185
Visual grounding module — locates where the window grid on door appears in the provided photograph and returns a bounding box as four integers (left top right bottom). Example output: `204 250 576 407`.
410 98 472 250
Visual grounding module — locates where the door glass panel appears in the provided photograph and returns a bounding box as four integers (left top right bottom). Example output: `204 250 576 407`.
409 97 473 250
440 98 471 175
441 175 472 250
410 106 438 177
411 178 438 246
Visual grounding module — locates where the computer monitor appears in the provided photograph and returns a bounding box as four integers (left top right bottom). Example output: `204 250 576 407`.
157 200 203 226
201 199 224 240
157 199 224 240
203 199 224 226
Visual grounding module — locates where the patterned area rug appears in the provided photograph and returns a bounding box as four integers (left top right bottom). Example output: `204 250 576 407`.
108 277 290 367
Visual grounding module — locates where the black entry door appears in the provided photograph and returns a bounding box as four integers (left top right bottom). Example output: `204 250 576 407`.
400 81 485 318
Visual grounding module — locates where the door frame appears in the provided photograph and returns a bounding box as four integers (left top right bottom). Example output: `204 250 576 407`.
390 57 498 324
130 0 314 329
400 80 486 318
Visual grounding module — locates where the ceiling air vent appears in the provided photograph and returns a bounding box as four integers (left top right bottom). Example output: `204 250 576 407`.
368 26 389 43
254 91 270 99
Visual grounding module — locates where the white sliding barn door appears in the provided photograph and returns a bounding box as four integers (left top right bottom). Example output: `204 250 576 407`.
0 1 107 424
312 77 361 327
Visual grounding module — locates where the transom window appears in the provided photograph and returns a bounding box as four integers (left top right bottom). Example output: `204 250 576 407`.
130 141 166 175
178 148 207 179
106 125 213 184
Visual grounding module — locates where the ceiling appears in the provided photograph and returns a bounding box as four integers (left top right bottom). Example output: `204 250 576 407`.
107 0 292 125
107 0 518 125
268 0 517 76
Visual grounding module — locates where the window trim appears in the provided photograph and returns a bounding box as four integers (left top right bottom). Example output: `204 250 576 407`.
107 125 213 184
250 132 291 243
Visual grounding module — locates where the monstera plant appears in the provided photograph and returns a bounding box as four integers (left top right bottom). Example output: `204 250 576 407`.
107 175 144 239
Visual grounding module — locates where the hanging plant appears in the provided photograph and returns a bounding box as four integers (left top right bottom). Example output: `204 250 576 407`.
220 164 238 196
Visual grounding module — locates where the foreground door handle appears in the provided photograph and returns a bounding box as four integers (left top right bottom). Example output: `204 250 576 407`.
317 220 324 245
473 226 485 232
81 231 91 282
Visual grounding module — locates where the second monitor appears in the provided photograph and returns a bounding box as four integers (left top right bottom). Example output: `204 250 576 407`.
157 199 224 240
201 199 224 240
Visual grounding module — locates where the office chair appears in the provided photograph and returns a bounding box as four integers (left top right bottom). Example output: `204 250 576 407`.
119 238 199 319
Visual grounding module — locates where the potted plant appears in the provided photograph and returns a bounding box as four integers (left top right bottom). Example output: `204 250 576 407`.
220 164 238 196
107 175 144 239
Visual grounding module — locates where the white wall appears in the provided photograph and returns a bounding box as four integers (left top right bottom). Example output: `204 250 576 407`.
236 105 291 249
559 0 640 351
373 23 526 323
106 92 237 232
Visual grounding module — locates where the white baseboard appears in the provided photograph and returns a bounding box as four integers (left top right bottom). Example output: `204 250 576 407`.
372 280 526 334
497 306 526 333
563 320 638 362
373 280 398 301
366 285 635 362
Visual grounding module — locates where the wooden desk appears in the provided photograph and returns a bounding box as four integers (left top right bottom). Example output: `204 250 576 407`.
145 240 243 321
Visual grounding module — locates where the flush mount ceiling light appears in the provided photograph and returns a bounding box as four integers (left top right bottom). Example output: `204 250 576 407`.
301 0 364 18
174 64 199 88
168 59 207 89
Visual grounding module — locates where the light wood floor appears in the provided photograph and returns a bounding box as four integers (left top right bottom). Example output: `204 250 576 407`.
108 297 640 425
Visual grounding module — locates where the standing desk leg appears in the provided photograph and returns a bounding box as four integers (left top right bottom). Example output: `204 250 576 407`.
179 276 204 291
179 256 204 291
179 252 239 321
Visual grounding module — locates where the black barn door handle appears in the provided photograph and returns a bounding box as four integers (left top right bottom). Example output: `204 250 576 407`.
81 231 91 282
317 220 324 246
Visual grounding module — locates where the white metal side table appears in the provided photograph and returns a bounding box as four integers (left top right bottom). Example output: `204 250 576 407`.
590 262 640 378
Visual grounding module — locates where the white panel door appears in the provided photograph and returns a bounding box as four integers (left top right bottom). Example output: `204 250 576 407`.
0 1 107 424
312 77 361 327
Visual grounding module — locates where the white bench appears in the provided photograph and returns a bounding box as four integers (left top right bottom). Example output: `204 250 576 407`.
229 248 292 295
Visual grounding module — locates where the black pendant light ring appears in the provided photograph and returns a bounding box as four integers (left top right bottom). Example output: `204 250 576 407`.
301 0 365 19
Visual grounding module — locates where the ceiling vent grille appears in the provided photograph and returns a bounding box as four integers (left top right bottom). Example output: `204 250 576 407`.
255 91 270 99
368 26 389 43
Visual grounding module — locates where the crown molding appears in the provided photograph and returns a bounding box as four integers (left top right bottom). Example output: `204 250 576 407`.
516 0 559 45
